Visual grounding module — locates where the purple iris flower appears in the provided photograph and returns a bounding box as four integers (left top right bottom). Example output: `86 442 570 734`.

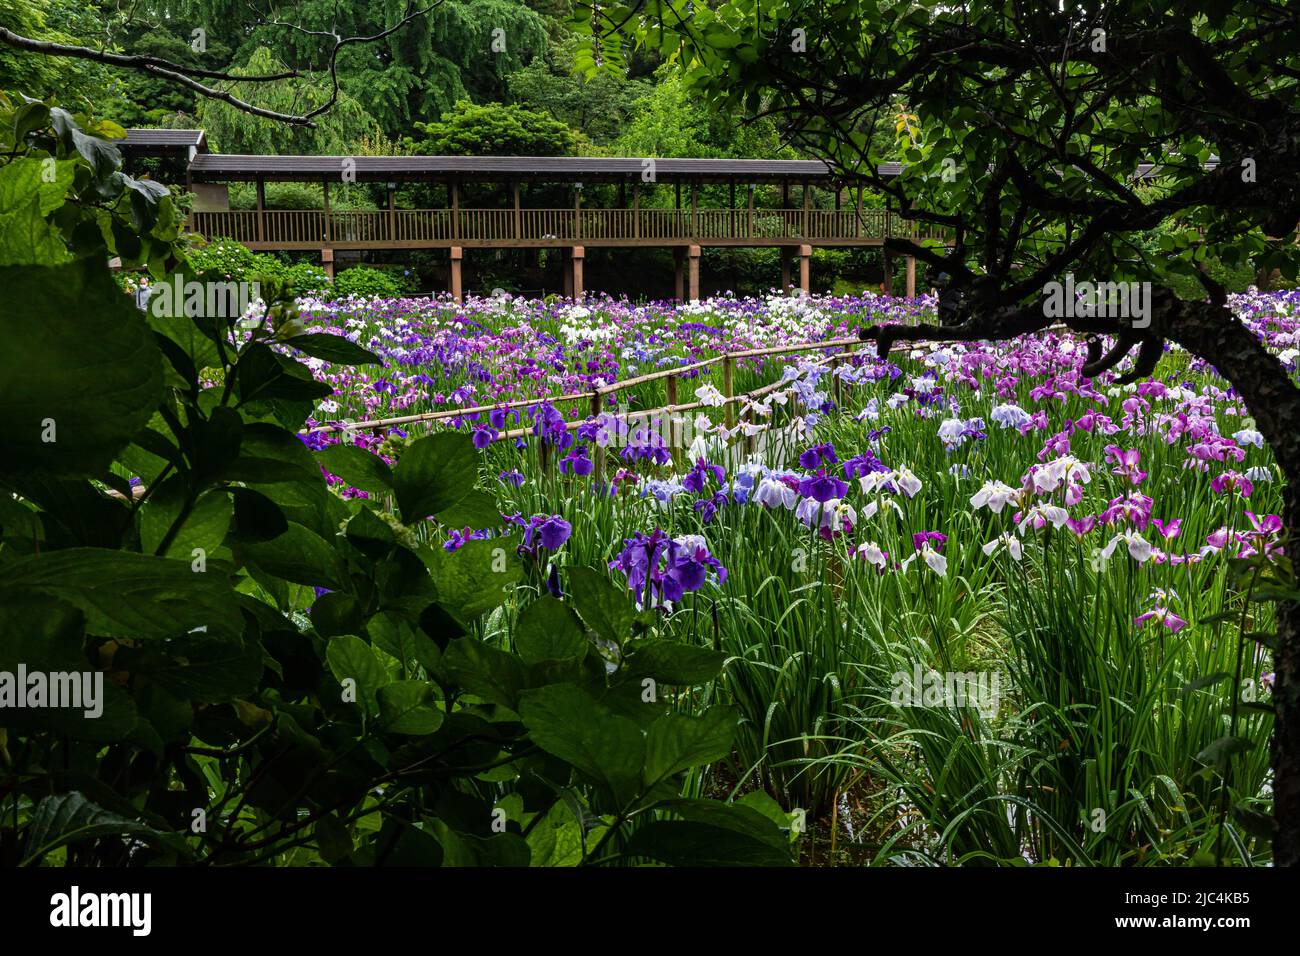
560 446 594 476
536 515 572 550
842 451 888 479
472 424 498 449
798 468 848 503
498 469 525 488
798 442 839 469
682 459 726 493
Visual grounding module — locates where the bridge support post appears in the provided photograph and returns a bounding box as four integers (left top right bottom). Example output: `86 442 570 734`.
450 246 463 304
882 249 893 296
673 247 685 302
320 247 334 280
687 244 701 302
572 245 585 301
798 243 812 294
905 255 916 298
780 247 792 292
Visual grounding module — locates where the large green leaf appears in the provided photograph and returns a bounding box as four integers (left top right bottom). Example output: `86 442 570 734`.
285 332 382 366
22 792 173 865
623 639 727 685
515 596 587 665
317 442 394 494
0 259 163 476
643 706 738 786
0 157 74 265
568 566 636 644
326 635 389 716
138 482 233 557
235 521 349 590
0 548 241 640
377 680 445 735
519 683 645 806
623 798 793 866
421 537 522 623
392 431 483 522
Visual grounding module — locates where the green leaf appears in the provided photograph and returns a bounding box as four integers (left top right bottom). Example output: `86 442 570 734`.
622 799 793 866
0 547 241 640
377 680 445 734
138 482 232 557
624 639 727 685
0 259 163 476
22 792 170 865
285 333 382 366
644 706 738 785
114 635 264 703
515 596 587 665
519 683 644 806
0 596 138 742
317 442 394 494
327 635 388 715
0 157 73 265
1196 734 1254 767
439 635 527 709
393 431 484 522
421 537 521 623
1179 672 1232 697
235 521 349 590
569 566 635 644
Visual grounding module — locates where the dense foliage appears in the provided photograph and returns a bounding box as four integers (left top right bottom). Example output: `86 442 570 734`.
0 101 794 867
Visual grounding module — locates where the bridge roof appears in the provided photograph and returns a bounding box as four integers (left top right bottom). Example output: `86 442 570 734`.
187 153 902 185
119 128 208 155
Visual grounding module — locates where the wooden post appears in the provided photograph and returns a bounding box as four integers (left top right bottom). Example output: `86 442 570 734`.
799 243 812 294
633 185 640 239
512 182 521 239
691 183 698 238
802 181 810 238
675 182 682 237
590 390 605 483
574 186 582 240
747 184 754 238
781 181 791 237
666 374 681 468
906 255 917 297
729 181 736 237
320 247 335 280
255 177 266 243
386 183 395 241
449 246 463 303
572 245 584 301
451 180 459 241
687 243 700 301
722 354 736 429
322 178 331 243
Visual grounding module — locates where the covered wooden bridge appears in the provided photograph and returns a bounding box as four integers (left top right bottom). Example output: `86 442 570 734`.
123 130 944 300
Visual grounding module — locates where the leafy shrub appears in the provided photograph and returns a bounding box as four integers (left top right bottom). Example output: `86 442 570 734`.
334 265 403 299
0 101 789 868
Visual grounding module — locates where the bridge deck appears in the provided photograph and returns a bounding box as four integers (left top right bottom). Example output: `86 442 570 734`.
187 207 948 250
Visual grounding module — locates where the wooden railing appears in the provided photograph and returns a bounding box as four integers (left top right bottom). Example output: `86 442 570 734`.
189 207 950 247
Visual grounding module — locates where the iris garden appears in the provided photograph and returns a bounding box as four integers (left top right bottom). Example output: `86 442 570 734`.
277 286 1293 864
